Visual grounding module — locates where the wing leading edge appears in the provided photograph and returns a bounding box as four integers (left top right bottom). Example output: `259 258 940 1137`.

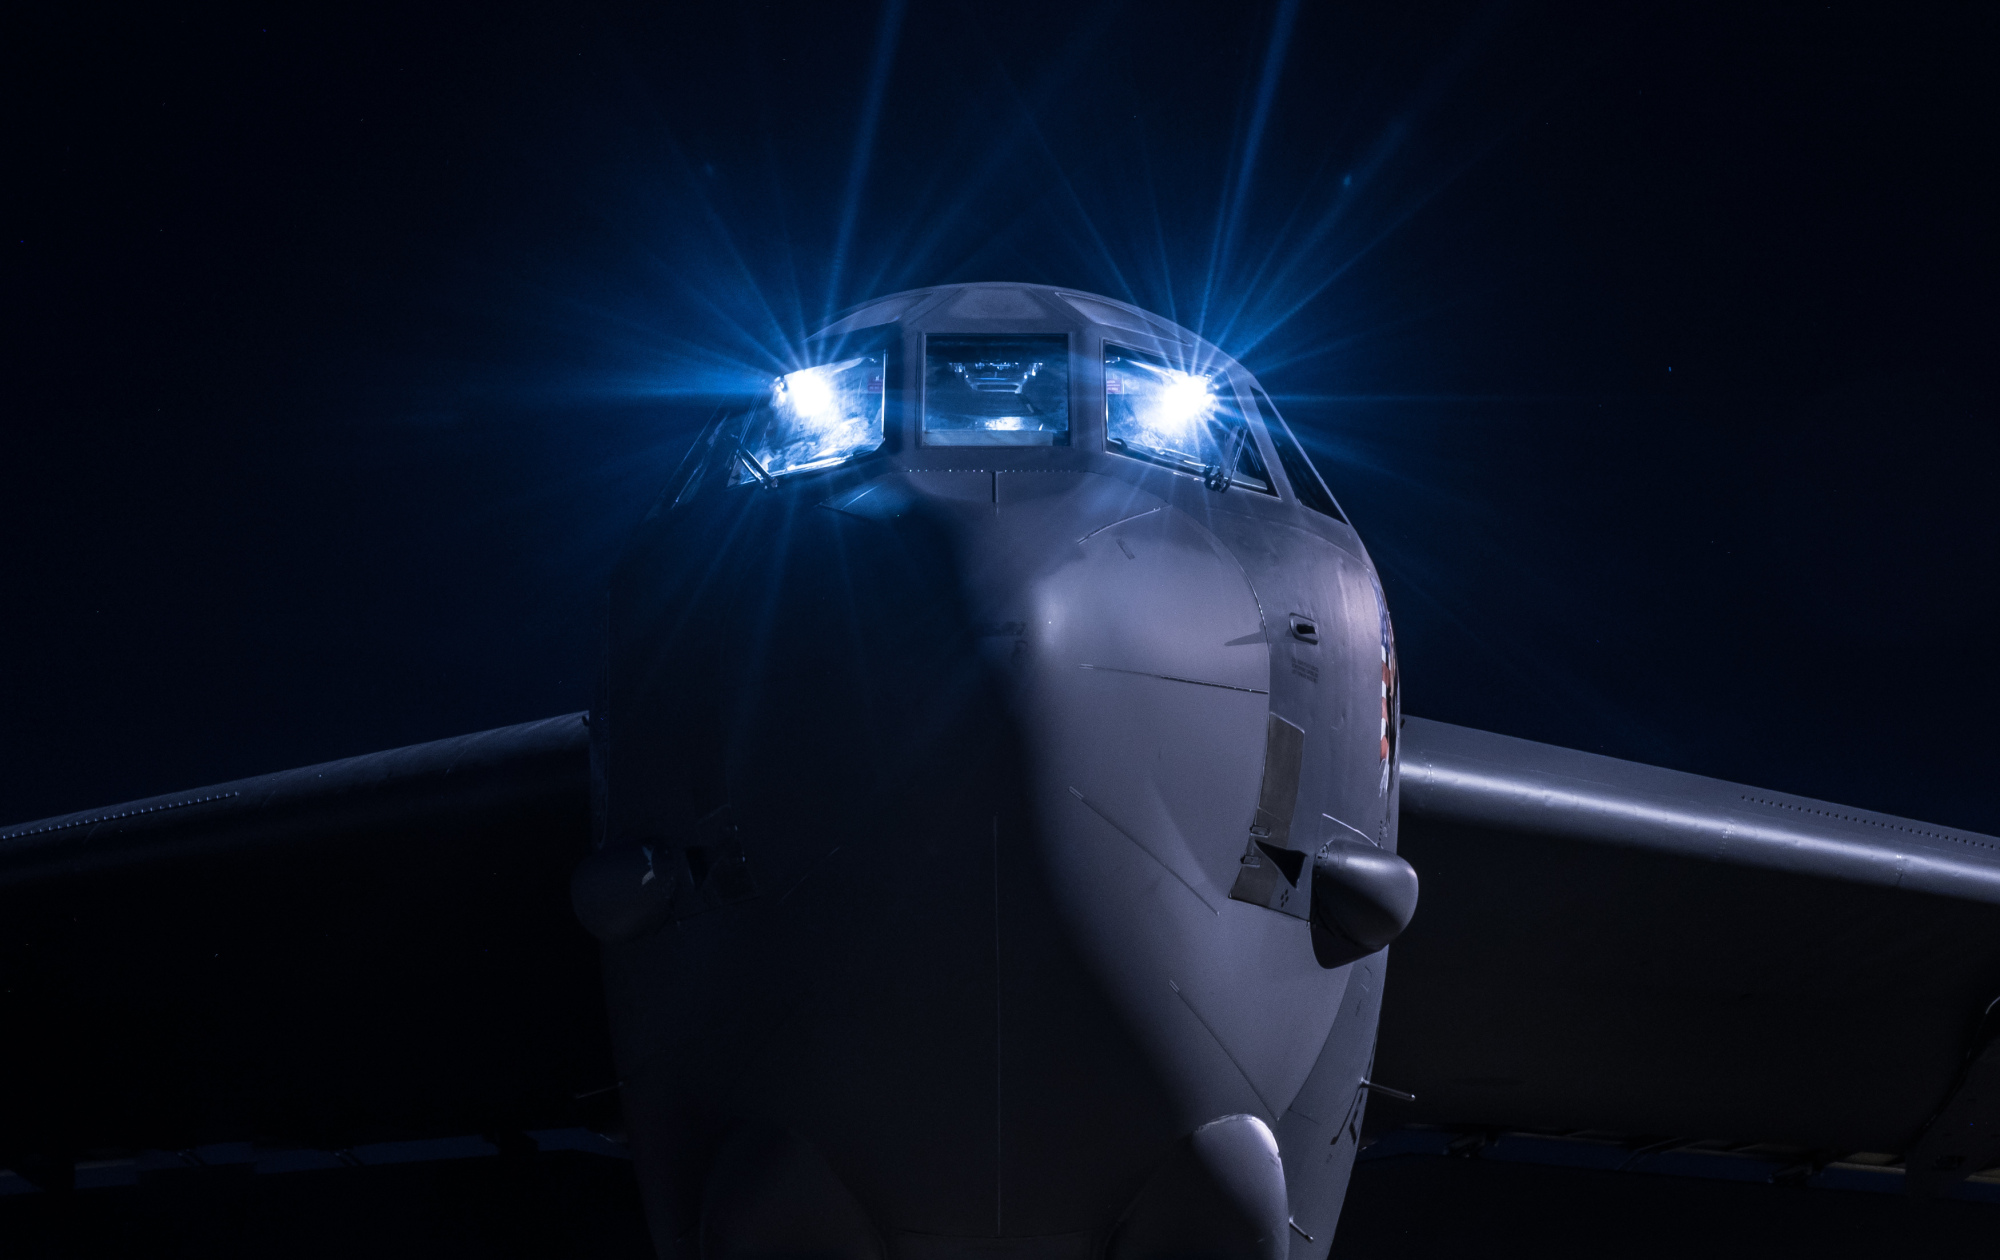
1374 716 2000 1195
0 713 611 1171
12 711 1997 1194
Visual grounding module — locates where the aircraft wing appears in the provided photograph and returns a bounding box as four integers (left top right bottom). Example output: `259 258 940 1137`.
1373 716 2000 1195
0 713 612 1170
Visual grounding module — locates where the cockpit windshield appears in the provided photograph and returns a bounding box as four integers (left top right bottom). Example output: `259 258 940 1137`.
1105 345 1271 492
923 335 1070 446
731 354 885 484
1250 384 1347 523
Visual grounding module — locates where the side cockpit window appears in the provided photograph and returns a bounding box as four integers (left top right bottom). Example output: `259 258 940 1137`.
731 354 886 485
923 335 1070 446
1105 346 1272 493
1252 386 1348 524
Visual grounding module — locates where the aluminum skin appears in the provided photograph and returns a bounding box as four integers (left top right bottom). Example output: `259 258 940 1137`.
9 287 2000 1254
584 284 1403 1259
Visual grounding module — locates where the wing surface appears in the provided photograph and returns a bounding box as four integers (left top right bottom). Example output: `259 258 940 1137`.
0 713 612 1167
1373 716 2000 1192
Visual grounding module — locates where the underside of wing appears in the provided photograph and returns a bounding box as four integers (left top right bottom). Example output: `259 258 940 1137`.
1373 716 2000 1195
0 713 612 1171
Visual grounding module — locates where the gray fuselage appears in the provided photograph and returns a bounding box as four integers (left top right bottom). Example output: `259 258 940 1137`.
581 284 1404 1260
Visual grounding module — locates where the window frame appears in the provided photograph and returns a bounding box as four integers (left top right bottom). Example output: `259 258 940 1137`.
919 332 1074 448
1102 342 1276 494
1251 384 1349 523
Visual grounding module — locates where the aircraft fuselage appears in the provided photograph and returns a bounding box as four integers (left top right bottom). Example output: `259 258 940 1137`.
576 285 1407 1260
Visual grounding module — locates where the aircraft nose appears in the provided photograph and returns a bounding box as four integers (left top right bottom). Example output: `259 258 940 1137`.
595 465 1344 1250
943 471 1344 1160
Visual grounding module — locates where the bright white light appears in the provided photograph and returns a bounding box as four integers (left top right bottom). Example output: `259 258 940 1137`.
735 354 885 482
778 365 841 428
1150 371 1215 434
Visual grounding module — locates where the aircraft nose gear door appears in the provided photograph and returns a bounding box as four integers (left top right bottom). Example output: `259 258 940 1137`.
1230 715 1310 918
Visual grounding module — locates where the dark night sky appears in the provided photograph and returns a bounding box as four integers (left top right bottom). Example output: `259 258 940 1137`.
5 1 1994 841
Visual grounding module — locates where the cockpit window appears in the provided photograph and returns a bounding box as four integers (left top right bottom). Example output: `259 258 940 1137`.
1251 385 1348 523
923 335 1070 446
730 354 885 484
1105 345 1272 492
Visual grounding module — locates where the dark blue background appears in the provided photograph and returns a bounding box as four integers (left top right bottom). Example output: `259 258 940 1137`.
6 1 1993 840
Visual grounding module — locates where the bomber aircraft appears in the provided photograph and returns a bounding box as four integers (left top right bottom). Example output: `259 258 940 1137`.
5 282 1998 1257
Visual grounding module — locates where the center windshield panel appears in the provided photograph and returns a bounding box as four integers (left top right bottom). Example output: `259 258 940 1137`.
923 335 1070 446
1105 345 1272 492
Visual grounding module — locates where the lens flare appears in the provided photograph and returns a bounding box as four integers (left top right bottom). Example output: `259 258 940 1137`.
1104 348 1272 493
1152 370 1216 433
736 354 885 481
779 365 842 428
